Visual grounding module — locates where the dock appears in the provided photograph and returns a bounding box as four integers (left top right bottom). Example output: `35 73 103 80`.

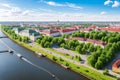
61 64 70 69
35 52 46 57
0 50 9 53
0 49 13 53
0 36 8 38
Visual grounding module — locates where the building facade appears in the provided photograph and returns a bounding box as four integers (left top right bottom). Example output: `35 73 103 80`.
14 28 40 41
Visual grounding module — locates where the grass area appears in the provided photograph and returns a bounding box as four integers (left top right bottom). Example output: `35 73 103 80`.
2 30 117 80
46 48 82 62
36 43 82 62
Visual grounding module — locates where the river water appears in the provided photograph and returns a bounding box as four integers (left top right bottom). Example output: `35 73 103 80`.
0 30 89 80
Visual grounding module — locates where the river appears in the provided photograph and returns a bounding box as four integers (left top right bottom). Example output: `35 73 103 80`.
0 30 89 80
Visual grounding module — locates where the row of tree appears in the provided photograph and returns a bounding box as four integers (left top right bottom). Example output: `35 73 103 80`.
72 30 120 43
36 36 102 55
88 42 120 69
2 27 29 43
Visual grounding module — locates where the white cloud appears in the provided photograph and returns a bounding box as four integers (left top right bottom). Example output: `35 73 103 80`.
0 2 120 21
1 11 120 21
66 3 83 9
104 0 120 8
0 2 31 17
43 1 82 9
112 1 120 7
46 1 63 6
39 8 53 12
100 11 107 15
104 0 113 5
11 7 21 13
22 10 30 16
0 3 11 8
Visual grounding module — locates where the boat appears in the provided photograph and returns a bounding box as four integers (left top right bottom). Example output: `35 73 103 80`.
16 54 23 59
52 74 55 78
9 50 13 53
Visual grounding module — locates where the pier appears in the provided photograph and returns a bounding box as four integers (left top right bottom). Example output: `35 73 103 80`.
0 36 8 38
0 49 13 53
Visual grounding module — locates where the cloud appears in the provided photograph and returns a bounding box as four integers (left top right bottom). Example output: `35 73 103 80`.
104 0 113 5
0 3 11 8
66 3 83 9
104 0 120 8
112 1 120 7
46 1 63 6
0 1 120 21
0 2 31 17
100 11 107 15
22 10 30 16
39 8 54 12
42 1 82 9
0 11 120 21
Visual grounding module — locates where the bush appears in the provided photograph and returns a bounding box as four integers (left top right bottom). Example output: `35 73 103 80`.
85 70 89 72
52 56 57 61
77 66 80 69
116 77 120 80
66 63 69 66
103 69 109 75
59 57 64 62
78 56 82 61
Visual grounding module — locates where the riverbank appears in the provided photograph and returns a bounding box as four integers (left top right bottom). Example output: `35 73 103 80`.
1 29 116 80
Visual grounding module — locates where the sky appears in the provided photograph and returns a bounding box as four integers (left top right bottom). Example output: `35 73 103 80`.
0 0 120 21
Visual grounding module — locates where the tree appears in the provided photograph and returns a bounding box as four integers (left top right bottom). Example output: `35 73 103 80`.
75 45 82 54
78 56 82 61
57 37 65 45
44 41 51 48
18 35 22 42
41 40 45 47
88 44 94 52
36 39 41 44
60 43 66 48
95 60 103 69
108 37 114 43
88 55 96 67
68 40 75 50
85 33 89 38
22 36 29 43
103 69 109 75
52 38 58 44
88 52 100 67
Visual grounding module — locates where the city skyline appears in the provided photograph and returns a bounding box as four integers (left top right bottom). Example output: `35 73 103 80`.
0 0 120 21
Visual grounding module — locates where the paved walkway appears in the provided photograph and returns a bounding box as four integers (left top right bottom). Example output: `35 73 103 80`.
29 42 120 78
52 46 88 61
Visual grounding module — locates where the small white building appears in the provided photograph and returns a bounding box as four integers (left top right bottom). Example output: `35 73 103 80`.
14 28 40 41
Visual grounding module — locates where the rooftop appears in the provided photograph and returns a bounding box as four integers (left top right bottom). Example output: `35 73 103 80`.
113 59 120 68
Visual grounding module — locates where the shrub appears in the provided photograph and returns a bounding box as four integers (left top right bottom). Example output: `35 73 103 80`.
52 56 57 61
66 63 69 66
103 69 109 75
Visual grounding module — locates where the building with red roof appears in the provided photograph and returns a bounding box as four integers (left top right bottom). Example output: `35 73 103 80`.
83 25 101 32
112 59 120 73
41 29 60 36
101 26 120 33
41 26 81 37
67 37 107 46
